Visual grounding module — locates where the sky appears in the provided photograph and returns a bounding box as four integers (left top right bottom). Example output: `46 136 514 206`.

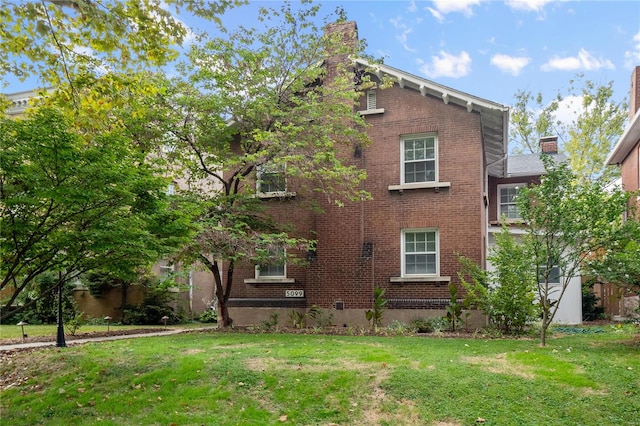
5 0 640 123
207 0 640 120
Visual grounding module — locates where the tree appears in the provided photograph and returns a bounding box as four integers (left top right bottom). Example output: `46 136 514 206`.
143 4 382 327
563 76 628 184
0 107 195 321
515 155 633 345
458 228 539 335
583 218 640 297
509 76 627 183
509 89 562 155
0 0 238 89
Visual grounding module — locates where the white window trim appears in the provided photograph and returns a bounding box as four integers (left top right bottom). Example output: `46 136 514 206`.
256 164 296 198
367 90 376 110
247 247 292 284
358 90 385 115
400 228 439 278
399 133 439 186
497 183 525 221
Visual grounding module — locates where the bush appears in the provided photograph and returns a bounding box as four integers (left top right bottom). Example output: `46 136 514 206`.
198 308 218 323
458 235 538 336
582 281 605 321
122 276 179 325
410 317 448 333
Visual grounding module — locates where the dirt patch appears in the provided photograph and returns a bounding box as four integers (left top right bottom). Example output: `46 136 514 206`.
461 353 535 379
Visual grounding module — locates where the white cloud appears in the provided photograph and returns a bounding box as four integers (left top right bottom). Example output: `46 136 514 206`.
389 16 416 52
541 48 615 72
490 54 531 76
553 95 582 126
505 0 555 12
427 7 445 23
407 0 418 13
624 30 640 68
419 50 472 78
428 0 483 17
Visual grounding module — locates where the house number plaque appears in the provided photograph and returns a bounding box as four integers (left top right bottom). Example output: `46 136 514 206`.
285 290 304 298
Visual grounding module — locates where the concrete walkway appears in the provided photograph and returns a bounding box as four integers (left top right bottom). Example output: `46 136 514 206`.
0 328 190 351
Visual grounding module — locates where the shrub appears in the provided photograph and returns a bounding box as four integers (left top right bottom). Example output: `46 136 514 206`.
410 317 448 333
198 308 218 323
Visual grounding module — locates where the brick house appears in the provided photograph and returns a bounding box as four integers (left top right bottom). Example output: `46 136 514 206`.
606 65 640 210
603 65 640 318
226 21 510 327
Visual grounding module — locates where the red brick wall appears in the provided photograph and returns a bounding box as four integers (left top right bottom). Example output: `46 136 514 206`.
230 83 487 309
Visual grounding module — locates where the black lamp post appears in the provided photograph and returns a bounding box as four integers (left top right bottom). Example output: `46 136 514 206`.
104 316 112 332
56 271 66 348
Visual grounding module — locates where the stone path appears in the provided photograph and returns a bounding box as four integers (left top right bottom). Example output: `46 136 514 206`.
0 328 189 351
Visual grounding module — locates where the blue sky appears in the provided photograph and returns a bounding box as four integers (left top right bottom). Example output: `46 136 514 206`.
212 0 639 117
7 1 640 121
327 1 638 109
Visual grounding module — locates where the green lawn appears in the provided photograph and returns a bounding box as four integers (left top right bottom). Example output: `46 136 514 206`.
0 323 213 340
1 325 638 425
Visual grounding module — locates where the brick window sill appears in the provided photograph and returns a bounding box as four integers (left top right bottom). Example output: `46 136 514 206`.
358 108 385 115
256 191 296 199
244 278 296 284
390 276 451 283
388 182 451 192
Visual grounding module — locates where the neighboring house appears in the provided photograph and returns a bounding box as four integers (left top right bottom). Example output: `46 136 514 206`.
487 137 582 324
603 65 640 318
606 65 640 212
2 89 217 320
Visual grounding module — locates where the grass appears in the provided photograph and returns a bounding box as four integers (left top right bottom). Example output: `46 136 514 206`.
0 322 212 340
1 324 638 425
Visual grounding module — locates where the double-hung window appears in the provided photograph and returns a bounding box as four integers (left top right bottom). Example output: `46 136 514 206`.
402 229 438 276
498 184 524 220
257 164 287 196
538 258 561 284
402 134 437 184
256 248 286 279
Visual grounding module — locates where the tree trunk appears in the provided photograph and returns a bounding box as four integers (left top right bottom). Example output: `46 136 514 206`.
201 255 234 328
541 297 549 346
120 280 128 322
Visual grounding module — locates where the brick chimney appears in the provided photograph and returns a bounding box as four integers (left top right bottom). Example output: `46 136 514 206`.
630 66 640 121
324 21 358 51
539 136 558 154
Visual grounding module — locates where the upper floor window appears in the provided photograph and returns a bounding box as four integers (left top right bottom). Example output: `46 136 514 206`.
257 164 287 195
256 247 286 279
366 91 377 110
401 134 437 184
498 184 524 220
402 229 438 276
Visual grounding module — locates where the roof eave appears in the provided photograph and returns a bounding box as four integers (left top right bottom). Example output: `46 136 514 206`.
354 58 510 177
606 108 640 165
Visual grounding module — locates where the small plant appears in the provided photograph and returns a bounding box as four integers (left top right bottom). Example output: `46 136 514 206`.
260 311 280 331
365 287 387 332
66 310 85 336
410 317 448 333
386 320 410 335
444 282 469 332
307 305 334 328
198 308 218 323
289 310 306 329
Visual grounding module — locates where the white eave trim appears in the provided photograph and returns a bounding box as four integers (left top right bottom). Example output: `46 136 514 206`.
354 58 509 114
606 108 640 165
